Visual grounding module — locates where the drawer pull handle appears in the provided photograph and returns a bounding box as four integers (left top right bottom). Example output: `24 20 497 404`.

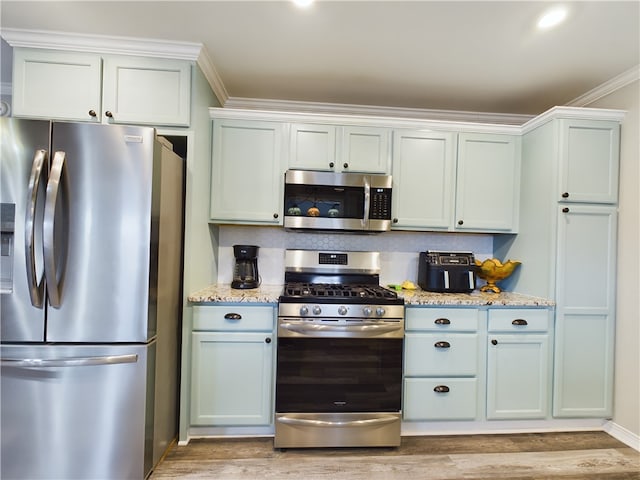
434 385 450 393
491 339 498 345
562 207 570 213
224 313 242 320
562 192 569 198
512 319 528 326
434 341 450 349
434 318 451 325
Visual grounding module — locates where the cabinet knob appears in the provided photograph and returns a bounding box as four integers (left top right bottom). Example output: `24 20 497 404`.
562 192 569 198
392 218 398 224
458 220 464 225
491 339 498 345
105 111 113 118
434 318 451 325
562 207 570 213
265 337 272 344
433 385 450 393
329 162 335 168
273 213 279 219
434 341 451 349
224 313 242 320
343 163 348 169
512 319 528 326
88 109 97 118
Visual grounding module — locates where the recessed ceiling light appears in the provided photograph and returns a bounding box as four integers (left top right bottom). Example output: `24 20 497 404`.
292 0 314 8
537 6 569 30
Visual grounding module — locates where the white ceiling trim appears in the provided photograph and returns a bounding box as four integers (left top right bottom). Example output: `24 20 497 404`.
567 64 640 107
1 28 203 60
195 48 229 106
223 97 534 126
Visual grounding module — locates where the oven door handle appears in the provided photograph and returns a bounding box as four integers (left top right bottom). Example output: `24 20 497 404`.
279 321 402 336
277 415 398 428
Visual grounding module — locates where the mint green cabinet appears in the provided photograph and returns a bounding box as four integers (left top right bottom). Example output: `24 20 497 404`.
391 130 520 232
553 205 616 417
210 119 285 224
289 123 390 173
454 133 520 232
190 306 275 426
403 307 480 421
486 309 552 420
391 130 456 230
12 48 191 126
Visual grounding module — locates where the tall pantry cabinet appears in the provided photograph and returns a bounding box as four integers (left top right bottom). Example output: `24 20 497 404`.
495 107 624 419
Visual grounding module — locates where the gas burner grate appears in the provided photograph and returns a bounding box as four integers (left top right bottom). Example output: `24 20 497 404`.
283 283 398 300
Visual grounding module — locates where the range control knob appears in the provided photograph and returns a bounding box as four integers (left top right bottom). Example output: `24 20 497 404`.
300 305 309 316
312 305 322 315
363 306 373 317
338 306 348 316
376 307 386 317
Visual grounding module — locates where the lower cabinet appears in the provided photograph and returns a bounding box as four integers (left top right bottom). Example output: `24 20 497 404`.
190 305 275 426
486 308 552 420
403 307 481 421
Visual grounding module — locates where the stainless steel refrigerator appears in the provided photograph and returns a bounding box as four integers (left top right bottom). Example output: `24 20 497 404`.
0 118 184 480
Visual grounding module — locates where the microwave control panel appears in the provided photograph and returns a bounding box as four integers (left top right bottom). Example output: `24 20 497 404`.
370 188 392 220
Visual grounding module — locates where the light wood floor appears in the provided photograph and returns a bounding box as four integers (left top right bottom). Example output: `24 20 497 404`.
150 431 639 479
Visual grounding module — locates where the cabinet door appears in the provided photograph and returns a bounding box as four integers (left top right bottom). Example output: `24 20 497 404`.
102 56 191 126
559 119 619 204
210 119 284 224
12 48 102 122
289 123 337 171
455 133 520 232
487 334 550 419
553 205 616 417
342 126 391 173
391 130 455 230
190 331 274 426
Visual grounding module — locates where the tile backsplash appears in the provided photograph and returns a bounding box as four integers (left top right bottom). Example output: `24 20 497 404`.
217 226 493 286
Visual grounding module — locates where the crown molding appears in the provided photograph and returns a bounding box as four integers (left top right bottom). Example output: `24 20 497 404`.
1 28 203 60
521 106 627 133
223 97 534 126
196 48 229 107
567 65 640 108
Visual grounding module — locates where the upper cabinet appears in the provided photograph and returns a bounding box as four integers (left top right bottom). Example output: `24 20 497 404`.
289 123 391 174
12 48 191 126
391 130 520 233
210 119 285 225
558 119 620 204
454 133 521 232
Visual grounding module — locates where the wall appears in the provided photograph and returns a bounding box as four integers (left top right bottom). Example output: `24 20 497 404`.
217 225 493 286
587 80 640 440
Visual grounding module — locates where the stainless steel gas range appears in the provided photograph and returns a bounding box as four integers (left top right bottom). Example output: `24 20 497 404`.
275 250 404 449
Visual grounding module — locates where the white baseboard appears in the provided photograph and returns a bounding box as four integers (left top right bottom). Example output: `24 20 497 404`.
604 420 640 451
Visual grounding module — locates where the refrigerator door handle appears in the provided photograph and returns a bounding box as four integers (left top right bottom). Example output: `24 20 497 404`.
0 353 138 368
25 149 47 308
43 151 65 308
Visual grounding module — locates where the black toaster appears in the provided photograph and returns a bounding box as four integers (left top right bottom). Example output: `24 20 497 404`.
417 251 477 293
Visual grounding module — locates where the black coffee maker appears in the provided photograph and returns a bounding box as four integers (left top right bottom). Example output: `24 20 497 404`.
231 245 260 289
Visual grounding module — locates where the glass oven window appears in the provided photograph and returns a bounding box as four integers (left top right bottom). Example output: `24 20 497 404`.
276 338 403 413
284 184 364 219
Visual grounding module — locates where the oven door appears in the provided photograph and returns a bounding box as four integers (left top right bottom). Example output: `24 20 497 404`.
276 336 403 413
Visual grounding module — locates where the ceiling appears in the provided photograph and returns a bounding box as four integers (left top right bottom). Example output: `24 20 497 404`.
1 1 639 117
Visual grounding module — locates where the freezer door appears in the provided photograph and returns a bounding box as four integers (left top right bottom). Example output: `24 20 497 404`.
0 118 50 342
1 343 155 480
45 122 156 342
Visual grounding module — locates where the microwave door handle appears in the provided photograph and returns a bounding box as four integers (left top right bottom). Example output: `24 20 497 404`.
25 149 47 308
362 177 370 228
43 151 65 308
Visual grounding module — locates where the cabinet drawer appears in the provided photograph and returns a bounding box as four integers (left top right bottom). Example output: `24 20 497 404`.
404 377 477 421
193 306 274 331
404 333 478 376
488 309 551 332
405 307 479 332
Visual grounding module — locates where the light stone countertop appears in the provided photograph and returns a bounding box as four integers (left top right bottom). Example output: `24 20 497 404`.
188 284 554 307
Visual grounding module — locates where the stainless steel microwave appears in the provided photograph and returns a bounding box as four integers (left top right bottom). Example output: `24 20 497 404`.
283 170 393 232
